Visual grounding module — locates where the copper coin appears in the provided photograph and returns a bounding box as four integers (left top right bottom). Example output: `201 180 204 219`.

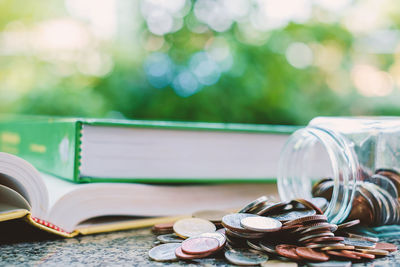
181 237 219 255
222 213 258 232
374 242 398 252
325 250 361 260
291 199 324 215
321 245 355 251
257 201 288 216
348 251 375 259
305 243 344 249
284 215 327 226
307 236 344 243
336 219 360 230
276 245 302 261
175 246 213 260
295 247 329 262
152 222 174 234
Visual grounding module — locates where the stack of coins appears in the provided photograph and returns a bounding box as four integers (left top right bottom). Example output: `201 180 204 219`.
148 196 398 265
313 168 400 226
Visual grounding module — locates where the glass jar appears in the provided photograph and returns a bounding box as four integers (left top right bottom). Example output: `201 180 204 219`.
277 117 400 226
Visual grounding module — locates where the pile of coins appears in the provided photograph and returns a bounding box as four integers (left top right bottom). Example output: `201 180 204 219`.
148 196 398 265
313 168 400 226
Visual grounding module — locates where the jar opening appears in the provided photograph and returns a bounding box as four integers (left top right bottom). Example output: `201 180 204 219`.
278 127 358 224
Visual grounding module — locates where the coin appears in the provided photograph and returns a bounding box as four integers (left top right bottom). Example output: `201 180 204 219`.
275 245 302 261
271 210 317 222
148 243 181 262
222 213 258 232
325 250 361 260
239 196 269 213
173 218 216 238
261 260 298 267
247 240 264 251
192 210 228 223
257 202 289 216
284 215 327 226
342 237 376 249
348 251 375 259
157 234 184 243
175 246 213 260
300 224 338 234
374 242 398 252
295 247 329 262
346 233 379 243
320 245 354 251
240 216 282 232
291 199 324 215
225 248 269 266
197 232 226 248
306 236 344 243
307 260 351 267
152 222 174 234
298 232 334 243
259 241 279 254
181 237 220 255
225 228 265 239
305 243 344 249
356 248 390 256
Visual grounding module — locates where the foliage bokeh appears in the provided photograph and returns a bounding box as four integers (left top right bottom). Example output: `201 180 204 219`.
1 0 400 125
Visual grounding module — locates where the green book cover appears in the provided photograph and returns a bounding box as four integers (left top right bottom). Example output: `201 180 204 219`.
0 115 300 183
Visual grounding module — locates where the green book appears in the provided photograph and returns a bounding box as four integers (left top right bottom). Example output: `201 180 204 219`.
0 116 299 183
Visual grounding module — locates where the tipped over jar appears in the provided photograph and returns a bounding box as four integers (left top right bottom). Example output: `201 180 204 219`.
277 117 400 226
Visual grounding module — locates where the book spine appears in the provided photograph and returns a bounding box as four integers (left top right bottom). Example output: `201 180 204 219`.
0 120 80 182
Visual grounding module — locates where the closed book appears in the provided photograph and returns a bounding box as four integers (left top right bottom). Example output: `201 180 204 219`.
0 116 298 183
0 152 278 237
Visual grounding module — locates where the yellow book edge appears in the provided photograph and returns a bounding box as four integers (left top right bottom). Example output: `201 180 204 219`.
0 210 189 238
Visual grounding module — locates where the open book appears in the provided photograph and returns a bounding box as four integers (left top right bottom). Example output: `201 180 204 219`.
0 153 277 237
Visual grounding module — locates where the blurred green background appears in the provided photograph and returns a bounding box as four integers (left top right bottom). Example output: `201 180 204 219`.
1 0 400 125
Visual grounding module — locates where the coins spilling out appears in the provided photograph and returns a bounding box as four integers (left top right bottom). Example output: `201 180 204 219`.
148 196 398 265
313 168 400 226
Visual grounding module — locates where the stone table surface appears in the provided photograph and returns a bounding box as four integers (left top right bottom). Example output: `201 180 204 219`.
0 227 399 266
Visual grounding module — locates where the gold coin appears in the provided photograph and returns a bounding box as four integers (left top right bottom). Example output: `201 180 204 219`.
192 210 228 223
321 245 355 251
173 218 216 239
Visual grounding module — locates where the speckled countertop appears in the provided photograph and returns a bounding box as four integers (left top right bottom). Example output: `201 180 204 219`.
0 227 399 266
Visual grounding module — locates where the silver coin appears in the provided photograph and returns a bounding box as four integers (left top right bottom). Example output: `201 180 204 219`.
225 228 265 239
300 223 338 234
298 232 334 243
343 237 376 249
259 241 279 254
222 213 259 232
173 218 216 238
246 240 263 251
239 196 269 213
196 232 226 247
157 234 184 244
261 260 298 267
307 261 351 267
148 243 181 262
225 248 269 266
346 233 379 243
240 216 282 232
270 210 316 221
